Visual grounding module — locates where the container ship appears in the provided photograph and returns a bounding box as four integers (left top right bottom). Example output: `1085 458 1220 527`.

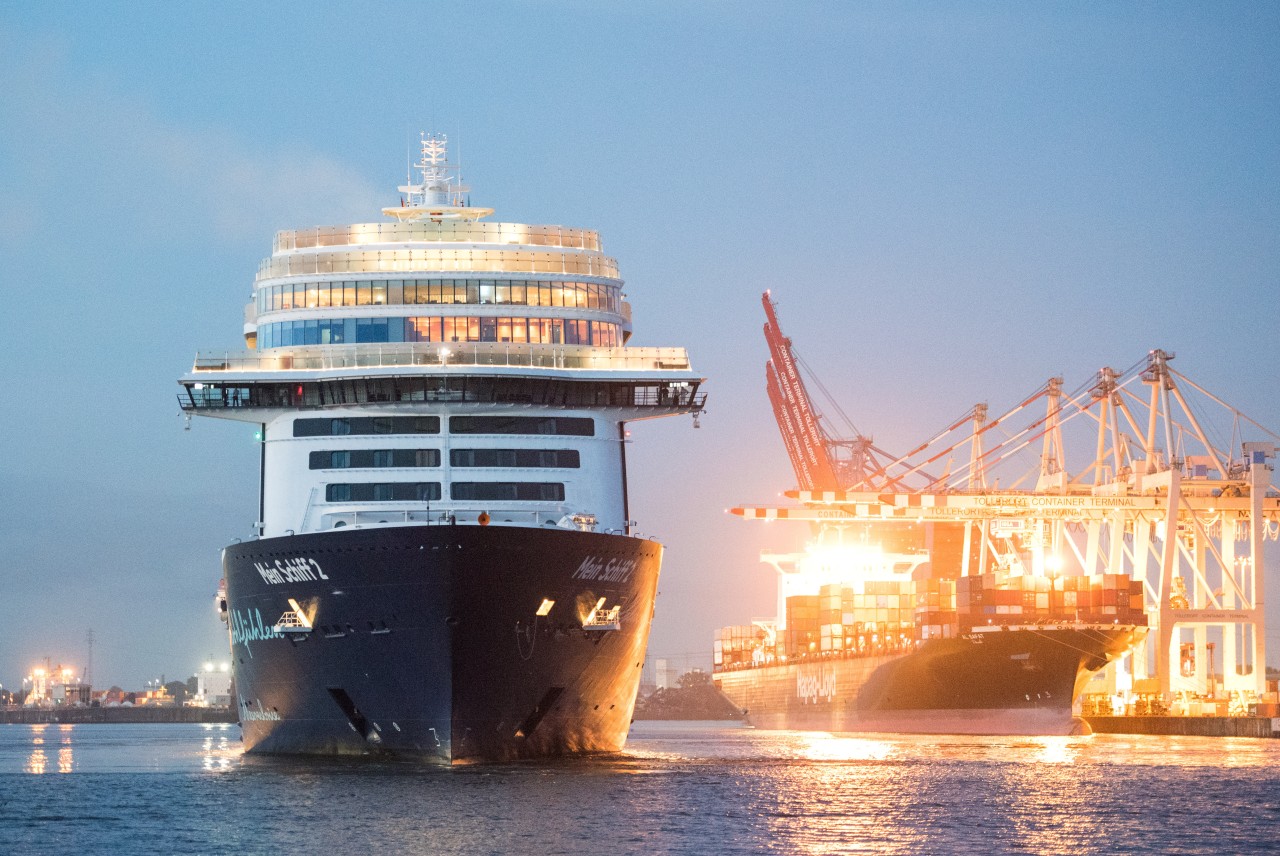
714 293 1150 736
179 135 705 762
714 552 1146 735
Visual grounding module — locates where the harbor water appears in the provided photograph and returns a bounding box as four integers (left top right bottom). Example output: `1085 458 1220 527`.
1 720 1278 854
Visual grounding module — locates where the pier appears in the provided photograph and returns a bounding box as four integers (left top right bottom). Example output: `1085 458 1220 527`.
1 707 236 725
1085 715 1280 739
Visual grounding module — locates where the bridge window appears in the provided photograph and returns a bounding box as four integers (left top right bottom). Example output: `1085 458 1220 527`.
450 449 580 468
325 483 442 502
295 416 440 437
310 449 441 469
450 482 565 502
450 416 593 436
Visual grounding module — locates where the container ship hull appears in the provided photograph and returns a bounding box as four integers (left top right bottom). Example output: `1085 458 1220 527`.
714 624 1145 736
224 524 661 763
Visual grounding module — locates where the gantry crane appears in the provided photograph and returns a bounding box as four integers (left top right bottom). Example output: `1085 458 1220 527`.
739 294 1279 701
763 291 908 492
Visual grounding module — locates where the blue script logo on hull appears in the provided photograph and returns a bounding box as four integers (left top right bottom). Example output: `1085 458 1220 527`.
230 607 282 657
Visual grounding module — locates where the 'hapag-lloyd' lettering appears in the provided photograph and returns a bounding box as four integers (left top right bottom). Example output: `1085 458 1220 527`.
255 557 329 585
797 666 837 704
571 555 638 584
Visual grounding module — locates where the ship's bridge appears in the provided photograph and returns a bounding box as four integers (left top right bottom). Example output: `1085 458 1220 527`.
178 341 706 420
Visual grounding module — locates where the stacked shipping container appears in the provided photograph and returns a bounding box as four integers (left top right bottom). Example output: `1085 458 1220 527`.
956 573 1147 629
714 573 1147 671
713 624 768 669
914 577 957 640
814 580 915 656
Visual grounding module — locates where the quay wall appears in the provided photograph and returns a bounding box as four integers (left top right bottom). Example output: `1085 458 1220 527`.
1 707 237 725
1085 715 1279 739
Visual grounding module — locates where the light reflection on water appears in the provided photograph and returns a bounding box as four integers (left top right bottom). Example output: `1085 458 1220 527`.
58 723 74 773
623 723 1280 855
201 723 235 772
793 732 898 762
0 721 1277 854
23 723 46 774
18 723 77 774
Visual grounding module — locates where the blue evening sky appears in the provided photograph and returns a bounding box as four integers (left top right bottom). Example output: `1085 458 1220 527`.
1 2 1277 689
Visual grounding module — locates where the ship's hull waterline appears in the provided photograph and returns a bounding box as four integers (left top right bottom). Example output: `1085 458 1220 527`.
225 524 661 763
714 625 1145 736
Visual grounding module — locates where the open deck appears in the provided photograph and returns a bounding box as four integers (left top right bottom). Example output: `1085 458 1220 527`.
188 342 694 374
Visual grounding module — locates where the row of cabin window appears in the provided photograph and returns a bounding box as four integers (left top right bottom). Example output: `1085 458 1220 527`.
257 279 621 314
292 416 594 438
258 316 620 349
308 449 581 470
324 482 565 502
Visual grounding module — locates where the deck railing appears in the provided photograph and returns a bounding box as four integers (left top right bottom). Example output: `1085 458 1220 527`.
273 222 603 253
189 342 695 374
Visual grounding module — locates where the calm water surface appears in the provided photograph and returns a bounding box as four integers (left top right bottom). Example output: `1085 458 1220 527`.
0 720 1277 854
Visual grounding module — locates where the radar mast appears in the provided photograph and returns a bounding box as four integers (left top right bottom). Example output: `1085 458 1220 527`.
381 133 494 222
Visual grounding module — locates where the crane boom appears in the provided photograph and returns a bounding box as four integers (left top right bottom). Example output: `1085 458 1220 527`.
762 291 841 491
766 363 814 489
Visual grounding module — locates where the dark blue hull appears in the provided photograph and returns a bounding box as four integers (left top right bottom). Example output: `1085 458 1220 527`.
224 524 662 763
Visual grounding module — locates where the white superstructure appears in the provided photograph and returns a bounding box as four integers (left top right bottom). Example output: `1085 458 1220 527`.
180 135 704 539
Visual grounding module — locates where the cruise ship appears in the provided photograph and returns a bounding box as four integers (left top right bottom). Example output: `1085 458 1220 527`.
179 135 705 763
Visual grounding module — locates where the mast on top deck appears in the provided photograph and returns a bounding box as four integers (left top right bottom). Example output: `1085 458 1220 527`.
381 133 494 223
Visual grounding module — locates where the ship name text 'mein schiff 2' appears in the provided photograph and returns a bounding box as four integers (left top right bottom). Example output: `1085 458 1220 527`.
179 135 705 763
715 292 1277 736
